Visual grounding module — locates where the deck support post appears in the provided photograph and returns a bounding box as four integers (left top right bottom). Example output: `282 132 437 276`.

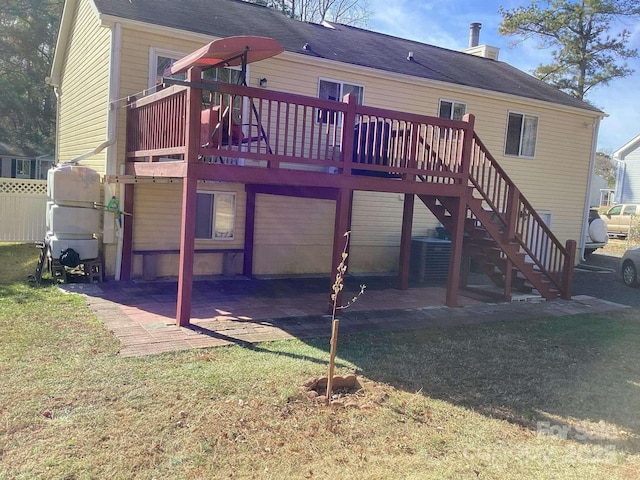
176 66 202 327
398 193 415 290
561 239 576 300
331 188 353 308
243 188 256 276
445 196 466 308
502 258 513 302
177 174 197 327
120 183 135 280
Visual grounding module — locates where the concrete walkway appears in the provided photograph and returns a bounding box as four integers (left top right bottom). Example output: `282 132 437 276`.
62 277 629 357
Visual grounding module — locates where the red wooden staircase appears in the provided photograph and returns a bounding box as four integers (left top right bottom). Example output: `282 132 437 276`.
418 132 575 301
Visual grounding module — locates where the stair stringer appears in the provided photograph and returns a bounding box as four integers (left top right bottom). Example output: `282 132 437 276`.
417 193 559 300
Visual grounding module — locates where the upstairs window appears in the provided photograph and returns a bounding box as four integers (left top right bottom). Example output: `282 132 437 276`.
317 78 363 124
149 48 186 87
438 99 466 121
195 191 236 240
505 111 538 158
150 48 243 88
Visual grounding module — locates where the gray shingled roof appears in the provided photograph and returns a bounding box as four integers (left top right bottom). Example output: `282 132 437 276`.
94 0 601 113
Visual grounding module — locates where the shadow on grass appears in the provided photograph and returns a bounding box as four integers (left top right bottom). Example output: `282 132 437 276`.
304 311 640 454
187 322 350 369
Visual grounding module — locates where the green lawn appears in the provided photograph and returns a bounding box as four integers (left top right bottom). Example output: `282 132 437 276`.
1 243 639 479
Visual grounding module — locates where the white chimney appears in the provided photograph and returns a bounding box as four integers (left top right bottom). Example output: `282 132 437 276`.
463 22 499 60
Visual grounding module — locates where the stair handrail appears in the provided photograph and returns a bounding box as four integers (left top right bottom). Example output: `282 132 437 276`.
468 132 573 296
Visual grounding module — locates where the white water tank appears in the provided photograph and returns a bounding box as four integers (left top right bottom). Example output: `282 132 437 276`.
46 163 101 261
46 233 99 260
46 201 100 237
47 164 100 204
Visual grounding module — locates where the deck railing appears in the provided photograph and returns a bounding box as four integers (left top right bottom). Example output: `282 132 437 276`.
126 85 188 159
125 80 471 183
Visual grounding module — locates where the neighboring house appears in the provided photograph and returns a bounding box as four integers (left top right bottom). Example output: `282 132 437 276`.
0 142 53 180
50 0 603 324
613 133 640 204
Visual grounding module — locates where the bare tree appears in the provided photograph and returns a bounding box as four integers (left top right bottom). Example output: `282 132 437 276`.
246 0 371 26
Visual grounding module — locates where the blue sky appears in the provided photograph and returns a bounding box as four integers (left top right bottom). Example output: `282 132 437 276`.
367 0 640 153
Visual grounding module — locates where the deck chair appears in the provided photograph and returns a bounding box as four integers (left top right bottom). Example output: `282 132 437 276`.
201 104 244 148
201 96 272 163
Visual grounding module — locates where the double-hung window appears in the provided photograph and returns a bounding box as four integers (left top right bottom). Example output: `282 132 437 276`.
317 78 363 124
505 111 538 158
195 191 236 240
438 99 466 121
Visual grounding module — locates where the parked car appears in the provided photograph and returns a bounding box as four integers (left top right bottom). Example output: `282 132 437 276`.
621 247 640 287
584 208 608 257
601 204 640 237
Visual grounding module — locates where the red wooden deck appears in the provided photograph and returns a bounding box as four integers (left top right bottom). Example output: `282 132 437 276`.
118 68 575 327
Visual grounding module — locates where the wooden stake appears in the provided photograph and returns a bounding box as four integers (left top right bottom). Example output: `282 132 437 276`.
326 319 339 402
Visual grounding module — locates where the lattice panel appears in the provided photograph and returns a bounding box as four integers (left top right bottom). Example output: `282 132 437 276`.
0 179 47 195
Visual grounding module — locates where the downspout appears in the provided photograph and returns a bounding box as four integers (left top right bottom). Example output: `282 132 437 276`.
107 22 124 280
53 86 61 164
580 117 601 261
44 76 61 164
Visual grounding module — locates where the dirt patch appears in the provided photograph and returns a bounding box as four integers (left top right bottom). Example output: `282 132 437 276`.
300 374 390 408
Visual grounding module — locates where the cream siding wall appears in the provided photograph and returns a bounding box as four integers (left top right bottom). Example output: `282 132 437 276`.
111 26 598 276
253 195 335 275
57 0 111 172
251 191 438 275
349 192 439 273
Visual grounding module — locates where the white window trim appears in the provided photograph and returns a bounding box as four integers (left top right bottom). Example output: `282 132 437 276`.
149 47 187 88
438 98 467 120
317 76 365 103
149 47 248 87
504 110 539 159
196 190 236 241
316 77 364 144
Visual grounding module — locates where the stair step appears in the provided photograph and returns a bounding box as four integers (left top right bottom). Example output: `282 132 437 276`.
420 191 569 302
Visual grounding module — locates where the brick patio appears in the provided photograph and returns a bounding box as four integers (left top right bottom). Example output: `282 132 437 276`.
61 276 629 357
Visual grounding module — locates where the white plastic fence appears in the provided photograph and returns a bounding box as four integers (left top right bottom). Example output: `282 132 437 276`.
0 178 47 242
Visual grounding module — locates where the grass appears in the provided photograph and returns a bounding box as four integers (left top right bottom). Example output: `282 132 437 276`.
1 243 640 479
